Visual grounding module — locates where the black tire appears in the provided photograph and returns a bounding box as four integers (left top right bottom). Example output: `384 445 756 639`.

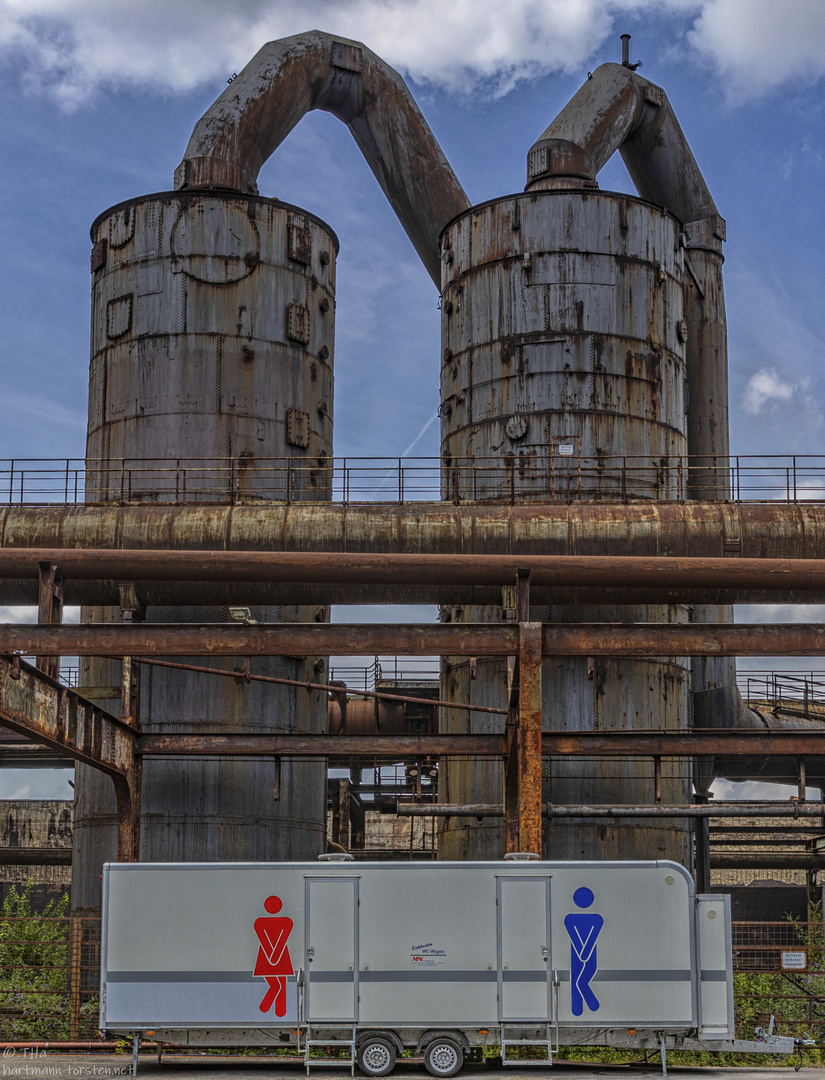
357 1036 397 1077
424 1037 464 1077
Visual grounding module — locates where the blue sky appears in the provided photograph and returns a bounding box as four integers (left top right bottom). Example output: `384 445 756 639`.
0 0 823 799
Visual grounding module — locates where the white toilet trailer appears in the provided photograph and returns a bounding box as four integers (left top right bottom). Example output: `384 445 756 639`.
100 858 792 1075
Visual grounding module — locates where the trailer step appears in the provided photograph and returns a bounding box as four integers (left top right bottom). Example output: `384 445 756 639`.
304 1024 356 1075
500 1024 554 1068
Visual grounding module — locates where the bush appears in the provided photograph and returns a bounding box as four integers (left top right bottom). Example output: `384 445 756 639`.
0 881 71 1039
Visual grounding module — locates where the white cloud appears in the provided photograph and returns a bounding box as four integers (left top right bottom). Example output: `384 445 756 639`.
742 368 795 414
687 0 825 102
0 0 823 109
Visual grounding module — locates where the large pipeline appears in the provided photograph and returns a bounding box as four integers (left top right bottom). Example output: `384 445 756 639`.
175 30 470 285
2 549 825 606
3 503 825 605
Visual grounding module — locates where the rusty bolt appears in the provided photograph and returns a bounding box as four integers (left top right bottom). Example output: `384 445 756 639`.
319 297 330 313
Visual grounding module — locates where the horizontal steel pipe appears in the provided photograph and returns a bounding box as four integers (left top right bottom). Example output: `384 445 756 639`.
3 549 825 593
397 802 825 818
2 621 825 657
3 502 825 605
132 730 825 758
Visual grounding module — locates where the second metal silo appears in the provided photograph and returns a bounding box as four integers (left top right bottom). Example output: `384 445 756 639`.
438 184 692 863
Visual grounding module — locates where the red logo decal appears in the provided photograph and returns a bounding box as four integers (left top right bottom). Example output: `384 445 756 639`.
253 895 294 1016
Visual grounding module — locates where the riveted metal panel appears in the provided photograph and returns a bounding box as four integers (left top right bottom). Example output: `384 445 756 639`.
76 192 338 910
439 191 691 867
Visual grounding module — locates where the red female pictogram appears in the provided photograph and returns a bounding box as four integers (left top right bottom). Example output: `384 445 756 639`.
253 895 294 1015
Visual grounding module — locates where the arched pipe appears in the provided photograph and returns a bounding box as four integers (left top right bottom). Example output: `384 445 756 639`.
174 30 470 286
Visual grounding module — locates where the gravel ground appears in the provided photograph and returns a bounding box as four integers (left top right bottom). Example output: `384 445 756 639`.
0 1053 822 1080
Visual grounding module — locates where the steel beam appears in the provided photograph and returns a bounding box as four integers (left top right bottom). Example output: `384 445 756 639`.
398 802 825 818
138 733 505 758
710 854 825 869
134 730 825 758
0 656 140 862
3 621 825 657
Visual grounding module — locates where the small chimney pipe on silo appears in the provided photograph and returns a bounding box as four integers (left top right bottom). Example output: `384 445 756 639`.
621 34 631 66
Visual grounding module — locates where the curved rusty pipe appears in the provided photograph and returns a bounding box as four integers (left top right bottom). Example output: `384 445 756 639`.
525 62 719 224
174 30 470 285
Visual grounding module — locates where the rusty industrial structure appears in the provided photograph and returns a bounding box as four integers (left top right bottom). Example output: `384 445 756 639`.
1 30 825 912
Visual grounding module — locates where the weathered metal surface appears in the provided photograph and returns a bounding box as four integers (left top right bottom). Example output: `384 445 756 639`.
88 193 336 492
138 733 504 758
135 655 501 716
3 549 825 605
440 193 687 501
0 622 516 656
439 185 698 864
174 31 469 285
0 848 72 865
400 802 825 818
131 729 825 760
5 621 825 657
527 63 719 232
516 623 542 854
0 656 139 866
76 186 337 909
4 501 825 562
0 656 134 779
710 854 825 870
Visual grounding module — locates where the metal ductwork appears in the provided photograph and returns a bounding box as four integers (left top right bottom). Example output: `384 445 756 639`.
175 30 470 286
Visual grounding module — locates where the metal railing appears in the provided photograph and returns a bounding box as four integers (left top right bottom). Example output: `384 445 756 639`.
2 454 825 506
739 670 825 716
329 657 440 692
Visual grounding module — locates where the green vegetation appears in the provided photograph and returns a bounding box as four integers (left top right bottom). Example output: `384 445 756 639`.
0 881 84 1040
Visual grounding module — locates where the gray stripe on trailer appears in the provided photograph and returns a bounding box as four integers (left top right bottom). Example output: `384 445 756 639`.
108 971 256 983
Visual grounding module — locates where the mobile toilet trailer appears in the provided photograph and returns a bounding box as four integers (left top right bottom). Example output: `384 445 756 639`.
101 857 794 1075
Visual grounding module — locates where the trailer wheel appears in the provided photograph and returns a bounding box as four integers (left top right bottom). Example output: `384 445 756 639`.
357 1036 397 1077
424 1037 463 1077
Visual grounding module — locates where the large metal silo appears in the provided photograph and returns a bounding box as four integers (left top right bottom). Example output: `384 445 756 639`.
438 191 691 864
73 191 336 910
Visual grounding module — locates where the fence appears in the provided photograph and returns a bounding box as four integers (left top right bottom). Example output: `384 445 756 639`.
0 917 823 1042
0 916 100 1040
3 454 825 506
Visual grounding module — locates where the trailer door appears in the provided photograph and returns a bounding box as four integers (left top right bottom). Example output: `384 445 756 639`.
305 876 359 1023
497 875 552 1022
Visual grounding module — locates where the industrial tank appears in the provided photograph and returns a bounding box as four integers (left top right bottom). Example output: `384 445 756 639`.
438 191 691 863
73 192 337 910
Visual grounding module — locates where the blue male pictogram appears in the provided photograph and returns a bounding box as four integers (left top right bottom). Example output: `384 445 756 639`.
564 887 604 1016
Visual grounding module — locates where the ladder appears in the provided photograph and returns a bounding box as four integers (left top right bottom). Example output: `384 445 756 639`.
500 1024 554 1067
304 1023 357 1075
